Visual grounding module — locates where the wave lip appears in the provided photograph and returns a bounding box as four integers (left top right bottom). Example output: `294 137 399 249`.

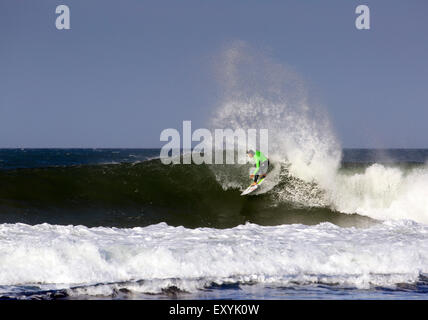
0 220 427 297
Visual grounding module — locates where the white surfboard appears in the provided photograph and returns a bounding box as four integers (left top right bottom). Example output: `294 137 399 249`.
241 177 265 196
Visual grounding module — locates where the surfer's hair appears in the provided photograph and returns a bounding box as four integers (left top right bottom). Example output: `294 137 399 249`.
247 150 255 155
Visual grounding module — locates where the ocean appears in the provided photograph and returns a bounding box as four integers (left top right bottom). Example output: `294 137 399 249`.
0 148 427 300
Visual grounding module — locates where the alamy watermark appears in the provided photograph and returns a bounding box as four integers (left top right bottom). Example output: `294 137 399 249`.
355 5 370 30
159 121 269 165
53 4 370 31
55 5 70 30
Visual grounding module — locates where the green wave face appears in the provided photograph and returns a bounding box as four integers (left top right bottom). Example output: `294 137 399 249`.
0 159 374 228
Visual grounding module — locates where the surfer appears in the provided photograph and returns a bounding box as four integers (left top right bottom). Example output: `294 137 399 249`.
247 150 269 186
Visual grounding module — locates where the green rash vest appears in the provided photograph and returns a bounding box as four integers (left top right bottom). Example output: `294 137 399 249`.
252 151 268 175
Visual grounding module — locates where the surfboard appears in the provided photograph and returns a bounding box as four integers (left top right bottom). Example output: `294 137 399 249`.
241 177 265 196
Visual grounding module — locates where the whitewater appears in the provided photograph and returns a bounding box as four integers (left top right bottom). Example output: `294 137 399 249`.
0 220 427 299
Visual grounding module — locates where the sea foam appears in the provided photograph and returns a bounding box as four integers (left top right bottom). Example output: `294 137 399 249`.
0 221 427 296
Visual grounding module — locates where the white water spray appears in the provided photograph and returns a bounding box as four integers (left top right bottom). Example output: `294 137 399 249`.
210 41 428 224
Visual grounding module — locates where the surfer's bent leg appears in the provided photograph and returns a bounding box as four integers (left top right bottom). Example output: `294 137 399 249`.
254 160 269 183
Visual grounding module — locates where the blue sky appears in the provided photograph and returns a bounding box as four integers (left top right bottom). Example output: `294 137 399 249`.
1 0 427 148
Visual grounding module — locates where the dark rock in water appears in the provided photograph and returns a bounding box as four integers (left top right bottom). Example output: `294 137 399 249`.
161 286 187 297
48 290 69 299
112 287 133 299
118 288 131 294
